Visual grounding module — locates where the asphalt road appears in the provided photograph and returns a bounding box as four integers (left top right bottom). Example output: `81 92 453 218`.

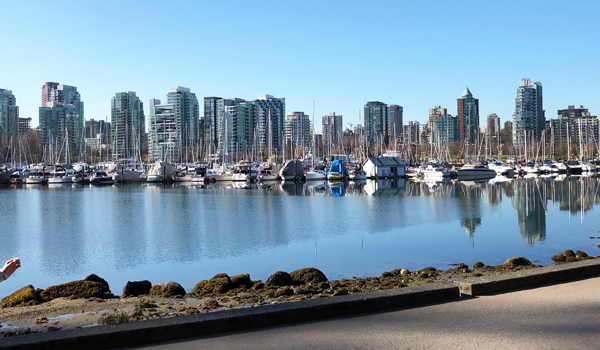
124 276 600 350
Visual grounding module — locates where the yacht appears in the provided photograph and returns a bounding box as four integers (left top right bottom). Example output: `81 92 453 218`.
90 170 114 185
348 168 367 180
421 164 450 178
488 162 515 176
232 160 256 182
519 162 540 174
257 170 280 181
47 166 75 184
24 171 46 184
305 169 327 181
9 171 25 185
147 161 174 182
455 163 496 178
72 171 90 184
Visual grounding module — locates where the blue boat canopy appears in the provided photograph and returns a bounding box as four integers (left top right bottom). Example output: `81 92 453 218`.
328 160 349 176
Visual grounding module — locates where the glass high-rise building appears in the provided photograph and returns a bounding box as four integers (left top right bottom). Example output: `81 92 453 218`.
513 79 544 147
149 87 199 162
111 91 145 159
457 87 479 145
431 109 460 145
38 84 84 157
204 97 222 149
214 94 285 158
0 89 19 146
389 105 403 141
285 112 311 154
364 101 389 146
322 112 343 145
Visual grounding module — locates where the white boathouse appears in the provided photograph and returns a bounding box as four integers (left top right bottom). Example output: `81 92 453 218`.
363 157 406 179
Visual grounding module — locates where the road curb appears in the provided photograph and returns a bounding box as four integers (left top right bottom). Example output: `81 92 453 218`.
454 258 600 296
0 283 459 350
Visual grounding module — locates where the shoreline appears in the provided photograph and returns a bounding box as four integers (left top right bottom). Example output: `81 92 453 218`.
0 248 594 339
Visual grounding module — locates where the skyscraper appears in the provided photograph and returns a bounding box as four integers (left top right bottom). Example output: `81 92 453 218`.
285 112 311 155
457 87 479 144
253 94 285 153
513 78 544 147
322 112 343 145
431 109 460 145
546 105 598 148
486 113 500 136
41 82 59 107
204 97 222 149
388 105 403 142
364 101 389 146
111 91 145 159
213 94 285 159
0 89 19 146
38 84 84 156
149 98 175 161
149 87 199 162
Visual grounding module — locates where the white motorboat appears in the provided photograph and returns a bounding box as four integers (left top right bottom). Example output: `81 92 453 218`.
305 170 327 181
455 163 496 178
90 170 114 185
146 161 174 182
348 169 367 180
24 172 46 184
172 171 192 182
421 164 450 178
520 163 540 174
47 167 75 184
72 172 90 184
488 162 515 176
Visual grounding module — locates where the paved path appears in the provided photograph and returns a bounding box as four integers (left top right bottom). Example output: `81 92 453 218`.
125 277 600 350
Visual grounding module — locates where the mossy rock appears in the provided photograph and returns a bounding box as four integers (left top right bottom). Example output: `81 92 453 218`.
192 273 234 296
122 280 152 297
149 282 186 298
0 285 41 308
473 261 485 268
41 281 109 301
551 250 575 263
575 250 589 259
502 257 532 268
290 268 328 285
84 274 110 291
265 271 294 287
230 274 253 289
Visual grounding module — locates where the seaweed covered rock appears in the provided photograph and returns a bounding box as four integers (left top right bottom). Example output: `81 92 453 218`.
473 261 485 269
551 250 576 263
192 273 235 296
265 271 294 287
149 282 186 298
502 257 532 268
416 266 438 279
230 274 253 289
0 285 41 308
575 250 589 259
41 280 109 301
122 280 152 297
84 274 110 291
290 268 328 285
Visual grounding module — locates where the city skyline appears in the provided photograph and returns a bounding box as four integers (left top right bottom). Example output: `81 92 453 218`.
1 1 599 133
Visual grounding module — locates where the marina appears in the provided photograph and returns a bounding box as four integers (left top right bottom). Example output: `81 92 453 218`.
1 173 599 299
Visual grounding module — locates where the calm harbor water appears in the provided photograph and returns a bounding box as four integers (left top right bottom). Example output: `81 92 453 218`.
1 176 599 297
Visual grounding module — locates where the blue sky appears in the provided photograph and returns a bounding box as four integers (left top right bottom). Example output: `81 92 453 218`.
2 0 599 132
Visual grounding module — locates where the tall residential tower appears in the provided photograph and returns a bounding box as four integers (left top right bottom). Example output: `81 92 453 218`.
0 89 19 146
111 91 145 159
513 79 544 146
457 87 479 145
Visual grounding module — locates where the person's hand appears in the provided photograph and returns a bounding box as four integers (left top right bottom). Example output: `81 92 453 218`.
1 258 21 278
